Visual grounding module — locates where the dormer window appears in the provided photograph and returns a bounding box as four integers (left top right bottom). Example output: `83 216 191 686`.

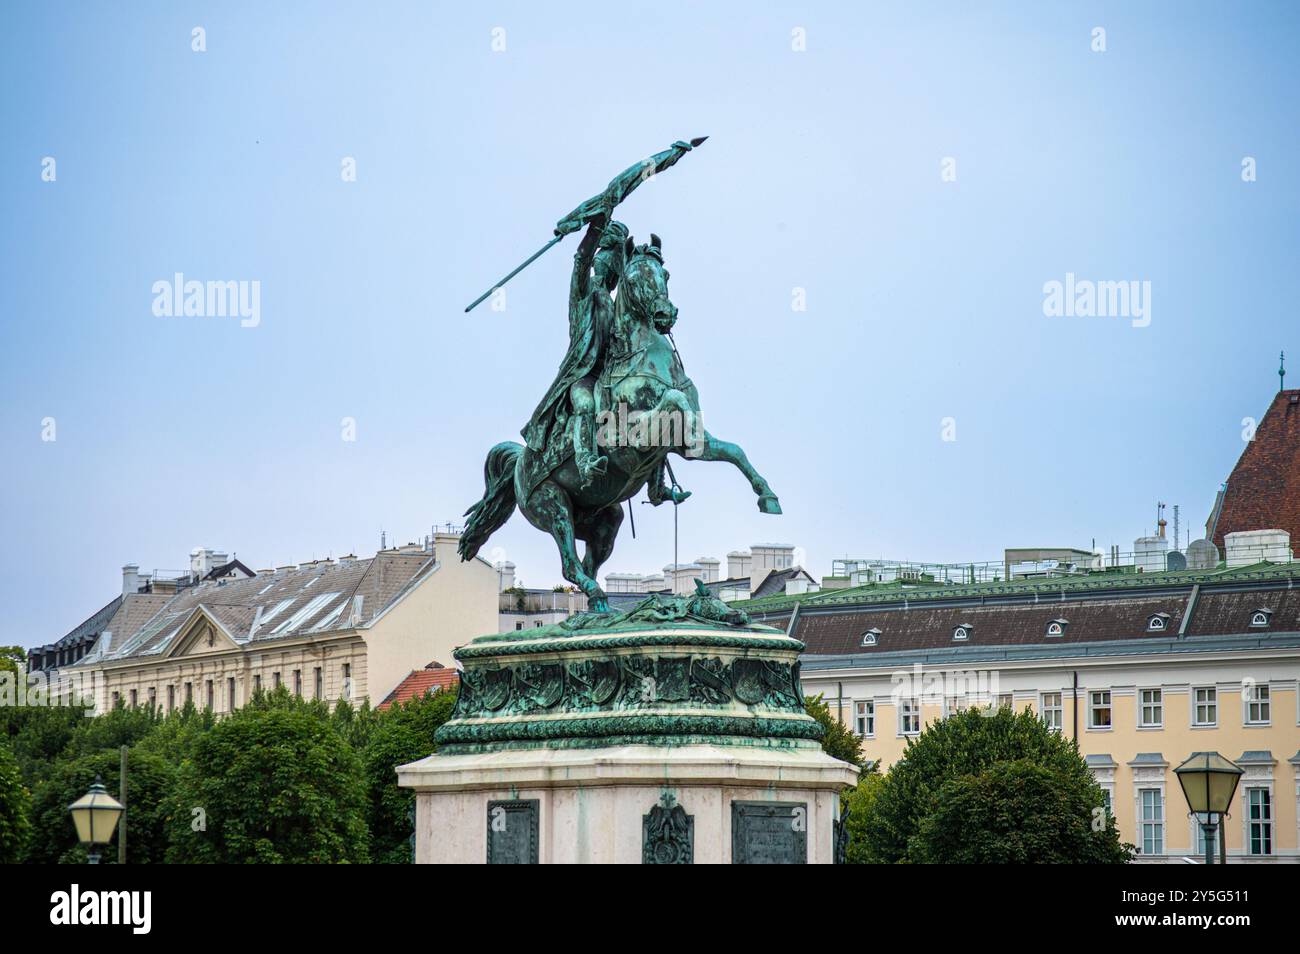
1046 619 1068 637
952 624 972 642
1146 612 1171 633
860 627 881 647
1249 608 1273 628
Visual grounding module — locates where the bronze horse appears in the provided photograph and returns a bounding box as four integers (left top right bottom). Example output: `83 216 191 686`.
458 232 781 612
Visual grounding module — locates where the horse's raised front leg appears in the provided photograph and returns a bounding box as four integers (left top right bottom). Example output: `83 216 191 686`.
523 482 609 611
686 430 782 514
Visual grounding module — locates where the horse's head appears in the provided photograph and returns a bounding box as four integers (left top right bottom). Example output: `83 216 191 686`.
618 233 678 333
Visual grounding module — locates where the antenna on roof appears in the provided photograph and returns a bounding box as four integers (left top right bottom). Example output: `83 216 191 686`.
380 529 387 550
1280 350 1287 392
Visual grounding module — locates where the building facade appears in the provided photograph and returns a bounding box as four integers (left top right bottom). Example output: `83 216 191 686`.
744 562 1300 862
46 533 496 715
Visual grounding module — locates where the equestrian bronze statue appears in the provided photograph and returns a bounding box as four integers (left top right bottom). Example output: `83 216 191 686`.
459 139 781 613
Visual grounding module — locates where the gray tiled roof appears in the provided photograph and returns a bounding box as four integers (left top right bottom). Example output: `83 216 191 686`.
74 551 435 664
1236 750 1275 764
1128 752 1167 765
1085 754 1117 767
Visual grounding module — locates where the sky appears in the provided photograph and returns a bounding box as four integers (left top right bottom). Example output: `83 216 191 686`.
2 2 1298 649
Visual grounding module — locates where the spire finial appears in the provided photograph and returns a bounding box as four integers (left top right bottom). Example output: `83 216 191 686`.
1281 350 1287 392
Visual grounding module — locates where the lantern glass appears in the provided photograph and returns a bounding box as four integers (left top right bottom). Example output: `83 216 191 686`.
1174 752 1243 816
68 778 124 847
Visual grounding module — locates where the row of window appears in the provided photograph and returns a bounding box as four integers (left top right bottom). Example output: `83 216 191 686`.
110 663 352 712
850 685 1278 738
1083 686 1273 731
859 609 1278 647
1135 787 1274 856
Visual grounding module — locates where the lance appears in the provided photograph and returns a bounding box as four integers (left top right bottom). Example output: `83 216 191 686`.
464 136 707 313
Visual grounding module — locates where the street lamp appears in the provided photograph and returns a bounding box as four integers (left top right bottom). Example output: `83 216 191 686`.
68 775 124 864
1174 752 1242 865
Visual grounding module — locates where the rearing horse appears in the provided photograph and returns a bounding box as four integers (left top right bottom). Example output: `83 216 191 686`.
459 233 781 613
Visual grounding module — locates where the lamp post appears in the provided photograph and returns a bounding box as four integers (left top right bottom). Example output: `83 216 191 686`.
1174 752 1242 865
68 775 124 864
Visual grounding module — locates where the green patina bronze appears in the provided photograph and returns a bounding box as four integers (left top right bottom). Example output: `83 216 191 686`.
643 792 693 864
433 582 824 755
457 138 782 613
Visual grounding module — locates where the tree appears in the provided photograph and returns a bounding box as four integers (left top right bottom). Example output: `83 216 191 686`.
804 693 864 767
166 705 369 863
25 748 174 864
0 738 30 863
362 688 457 864
863 706 1130 863
842 769 885 864
63 704 162 760
913 759 1133 863
0 646 24 678
0 704 84 786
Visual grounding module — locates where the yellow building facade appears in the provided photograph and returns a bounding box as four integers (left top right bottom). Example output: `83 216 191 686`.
745 563 1300 863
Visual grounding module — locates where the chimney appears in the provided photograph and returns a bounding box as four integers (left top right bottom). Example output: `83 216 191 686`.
727 550 752 580
122 564 141 595
496 561 517 591
432 530 462 564
696 557 721 583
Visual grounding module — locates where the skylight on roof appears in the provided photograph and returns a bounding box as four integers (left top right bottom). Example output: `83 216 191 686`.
309 599 349 633
269 593 342 636
258 599 295 627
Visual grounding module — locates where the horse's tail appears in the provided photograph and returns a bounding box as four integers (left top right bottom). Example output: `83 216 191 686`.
459 441 522 562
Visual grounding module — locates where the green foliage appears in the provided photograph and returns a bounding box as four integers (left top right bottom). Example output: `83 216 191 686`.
25 748 173 864
63 704 163 760
363 688 457 863
0 738 31 863
912 759 1134 864
0 704 85 786
804 693 864 767
0 646 25 678
842 768 885 864
863 706 1131 863
165 704 370 863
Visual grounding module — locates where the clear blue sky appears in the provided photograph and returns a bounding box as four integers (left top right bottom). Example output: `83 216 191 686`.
3 2 1297 648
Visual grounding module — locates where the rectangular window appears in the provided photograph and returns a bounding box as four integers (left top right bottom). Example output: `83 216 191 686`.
129 689 138 708
899 698 920 736
294 669 302 697
855 700 874 738
1245 684 1271 725
1248 789 1272 855
167 685 175 713
314 667 323 700
515 622 523 631
1139 688 1163 728
111 691 121 709
1193 687 1217 726
147 687 156 709
205 679 214 710
1089 690 1112 729
997 693 1013 710
253 674 262 694
273 671 281 690
342 663 352 700
228 677 236 711
184 682 193 706
1140 788 1163 855
1040 692 1063 732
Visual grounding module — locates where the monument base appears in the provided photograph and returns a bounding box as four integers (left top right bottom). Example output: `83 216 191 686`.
397 587 860 863
399 742 857 864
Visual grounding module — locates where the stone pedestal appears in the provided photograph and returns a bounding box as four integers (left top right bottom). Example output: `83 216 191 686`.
398 591 859 864
399 742 855 863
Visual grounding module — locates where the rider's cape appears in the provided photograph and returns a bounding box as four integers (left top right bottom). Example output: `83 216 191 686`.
519 272 614 504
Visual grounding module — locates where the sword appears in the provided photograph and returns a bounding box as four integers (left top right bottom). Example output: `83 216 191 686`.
463 136 708 314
